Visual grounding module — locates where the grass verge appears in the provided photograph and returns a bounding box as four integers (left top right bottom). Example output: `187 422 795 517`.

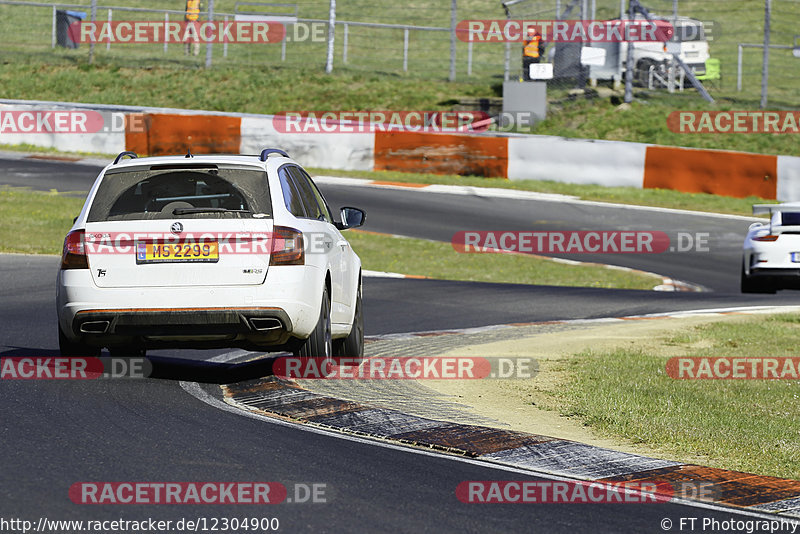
0 186 660 290
543 314 800 479
309 167 772 217
1 51 799 158
0 143 773 217
4 134 768 221
348 230 660 289
0 187 85 254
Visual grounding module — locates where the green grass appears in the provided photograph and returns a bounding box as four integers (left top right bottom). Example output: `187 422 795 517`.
2 53 798 159
0 187 85 254
0 186 660 290
1 0 797 106
0 0 506 85
1 1 798 159
552 314 800 479
535 94 800 158
348 230 661 289
0 59 495 113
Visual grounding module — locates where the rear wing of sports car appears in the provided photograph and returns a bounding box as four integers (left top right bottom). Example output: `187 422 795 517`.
752 203 800 214
752 204 800 233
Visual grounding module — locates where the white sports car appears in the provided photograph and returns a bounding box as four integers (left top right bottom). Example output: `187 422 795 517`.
56 149 365 358
741 202 800 294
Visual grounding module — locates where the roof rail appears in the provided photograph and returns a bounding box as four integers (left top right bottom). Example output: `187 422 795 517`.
259 148 289 161
113 151 138 165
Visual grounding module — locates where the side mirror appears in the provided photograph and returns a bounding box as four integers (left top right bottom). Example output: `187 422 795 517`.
336 207 366 230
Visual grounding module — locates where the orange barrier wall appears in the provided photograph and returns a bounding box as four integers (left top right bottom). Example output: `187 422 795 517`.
126 114 242 156
374 131 508 178
643 146 778 199
119 109 785 201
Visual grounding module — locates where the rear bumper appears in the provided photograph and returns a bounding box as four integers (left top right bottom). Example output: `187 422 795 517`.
748 268 800 288
56 265 323 348
73 307 292 344
74 307 292 333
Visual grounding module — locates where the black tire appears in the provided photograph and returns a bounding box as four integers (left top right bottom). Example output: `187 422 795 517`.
334 284 364 360
740 263 777 294
58 326 100 357
294 286 333 361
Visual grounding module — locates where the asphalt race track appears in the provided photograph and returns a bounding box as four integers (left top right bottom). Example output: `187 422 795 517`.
1 155 797 532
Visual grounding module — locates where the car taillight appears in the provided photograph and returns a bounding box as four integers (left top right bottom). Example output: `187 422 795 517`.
270 226 304 266
61 230 89 270
754 234 780 242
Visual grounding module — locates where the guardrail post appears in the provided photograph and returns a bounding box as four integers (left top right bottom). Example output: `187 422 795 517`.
281 24 286 61
624 1 634 102
325 0 336 73
467 38 472 76
89 0 97 64
761 0 771 108
205 0 214 67
737 44 743 91
504 41 509 81
51 6 56 49
223 15 228 58
106 9 111 51
342 23 348 64
403 28 409 72
449 0 456 81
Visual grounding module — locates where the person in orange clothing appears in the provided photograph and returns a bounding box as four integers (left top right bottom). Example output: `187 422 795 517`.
184 0 201 56
522 27 546 81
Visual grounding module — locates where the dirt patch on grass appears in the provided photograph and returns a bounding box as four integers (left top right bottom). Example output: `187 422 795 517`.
424 314 757 462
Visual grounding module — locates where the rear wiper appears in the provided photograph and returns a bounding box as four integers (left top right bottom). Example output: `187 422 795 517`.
173 208 251 215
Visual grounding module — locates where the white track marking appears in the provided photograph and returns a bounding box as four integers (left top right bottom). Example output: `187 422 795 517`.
364 305 800 341
180 350 798 521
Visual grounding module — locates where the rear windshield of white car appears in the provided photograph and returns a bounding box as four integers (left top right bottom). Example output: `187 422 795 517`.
87 165 272 222
782 212 800 226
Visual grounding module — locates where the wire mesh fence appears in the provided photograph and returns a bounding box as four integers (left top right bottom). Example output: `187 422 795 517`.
503 0 800 107
0 0 509 83
0 0 797 108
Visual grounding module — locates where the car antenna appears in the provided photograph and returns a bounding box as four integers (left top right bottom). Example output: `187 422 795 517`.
185 148 193 159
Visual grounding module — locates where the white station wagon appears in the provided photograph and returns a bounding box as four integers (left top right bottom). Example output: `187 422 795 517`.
56 149 365 359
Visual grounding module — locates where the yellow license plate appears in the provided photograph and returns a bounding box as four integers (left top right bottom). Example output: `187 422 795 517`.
136 242 219 264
